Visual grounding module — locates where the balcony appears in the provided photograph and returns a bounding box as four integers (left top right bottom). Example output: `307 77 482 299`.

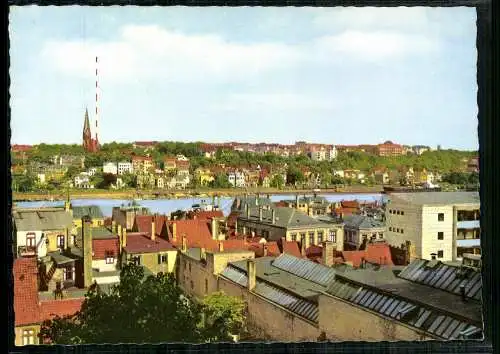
456 238 480 248
456 220 480 229
18 245 37 257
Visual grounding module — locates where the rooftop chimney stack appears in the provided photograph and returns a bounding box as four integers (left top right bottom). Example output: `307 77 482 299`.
211 218 219 240
82 216 93 288
322 241 335 266
122 228 127 248
181 235 187 252
247 259 256 291
301 238 306 257
235 219 238 235
246 207 250 219
218 241 224 253
117 224 123 252
263 244 268 257
460 284 467 302
272 209 276 224
200 247 206 261
242 226 247 236
172 223 177 243
151 219 156 241
112 220 117 233
259 207 263 222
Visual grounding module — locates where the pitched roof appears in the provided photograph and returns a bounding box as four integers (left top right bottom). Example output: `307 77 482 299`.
39 298 84 322
388 192 480 206
343 215 385 230
169 219 218 250
133 215 167 236
189 210 224 221
240 206 332 229
248 242 281 257
341 243 394 268
71 205 104 219
124 232 176 254
280 240 302 258
13 209 73 231
13 258 40 326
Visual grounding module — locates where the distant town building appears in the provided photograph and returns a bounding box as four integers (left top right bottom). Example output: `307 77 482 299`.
117 161 133 175
82 108 99 153
376 141 404 157
103 162 118 175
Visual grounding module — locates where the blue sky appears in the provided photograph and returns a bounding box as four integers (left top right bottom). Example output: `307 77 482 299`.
9 6 478 150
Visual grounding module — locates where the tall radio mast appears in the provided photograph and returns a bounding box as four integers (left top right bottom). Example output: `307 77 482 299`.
95 56 100 148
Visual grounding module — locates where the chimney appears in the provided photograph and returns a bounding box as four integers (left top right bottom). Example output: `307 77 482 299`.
151 219 156 241
181 235 187 252
301 238 306 257
122 228 127 248
112 220 117 233
82 216 93 288
118 224 123 253
272 209 276 224
211 218 219 240
218 241 224 252
259 207 263 222
236 198 241 209
247 259 256 291
200 247 206 261
246 207 250 219
460 284 467 302
235 219 238 235
242 226 247 236
263 244 268 257
322 241 335 266
172 222 177 243
296 194 299 208
280 237 286 252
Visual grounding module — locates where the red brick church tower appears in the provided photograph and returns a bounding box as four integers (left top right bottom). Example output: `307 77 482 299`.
82 108 99 153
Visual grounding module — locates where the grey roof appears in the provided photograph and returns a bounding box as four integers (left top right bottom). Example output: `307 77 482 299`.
72 205 104 219
343 215 385 230
398 259 482 301
388 192 480 206
13 209 73 231
47 251 78 265
239 206 337 229
271 253 336 287
234 196 273 211
75 226 117 245
328 267 483 340
220 257 320 322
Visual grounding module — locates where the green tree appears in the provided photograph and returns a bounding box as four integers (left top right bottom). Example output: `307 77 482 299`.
39 264 203 344
270 174 285 189
201 291 246 342
12 173 36 192
286 165 305 186
120 173 137 188
210 173 232 189
468 172 479 185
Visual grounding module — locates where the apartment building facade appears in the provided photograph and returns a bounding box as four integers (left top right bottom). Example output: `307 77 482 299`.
384 192 480 262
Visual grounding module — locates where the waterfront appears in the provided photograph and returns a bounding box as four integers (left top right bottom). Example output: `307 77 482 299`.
15 193 385 217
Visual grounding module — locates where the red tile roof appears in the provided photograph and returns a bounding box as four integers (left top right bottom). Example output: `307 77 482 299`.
280 241 302 258
124 232 176 254
306 245 323 258
134 215 168 237
342 243 394 268
249 242 280 257
188 210 224 221
169 219 218 250
14 258 40 326
93 238 120 260
11 144 33 152
39 298 84 322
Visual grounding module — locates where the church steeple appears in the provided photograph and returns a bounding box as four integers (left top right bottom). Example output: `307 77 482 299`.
83 108 91 137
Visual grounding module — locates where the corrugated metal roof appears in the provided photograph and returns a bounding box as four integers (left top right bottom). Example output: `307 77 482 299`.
326 277 482 340
220 266 248 287
398 259 482 301
272 253 336 286
72 205 104 219
254 282 319 323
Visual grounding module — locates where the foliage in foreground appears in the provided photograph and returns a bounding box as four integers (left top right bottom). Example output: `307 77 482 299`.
39 264 247 344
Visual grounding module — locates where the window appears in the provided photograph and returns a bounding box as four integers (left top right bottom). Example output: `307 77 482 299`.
396 228 400 233
57 235 65 248
205 279 208 294
437 250 444 259
378 233 384 239
317 232 323 244
71 235 76 245
189 263 192 273
25 233 36 247
438 213 444 221
389 227 392 231
291 233 297 242
158 254 168 264
63 266 74 281
400 229 404 234
309 232 315 246
105 251 115 264
401 211 405 216
328 230 336 243
397 210 401 215
437 232 444 240
22 328 36 345
190 280 194 290
300 233 306 243
133 256 141 266
389 210 393 214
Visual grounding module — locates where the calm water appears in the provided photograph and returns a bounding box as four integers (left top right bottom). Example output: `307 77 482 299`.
15 193 385 217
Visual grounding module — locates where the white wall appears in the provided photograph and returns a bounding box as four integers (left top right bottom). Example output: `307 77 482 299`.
92 259 119 273
421 205 454 261
103 163 118 175
385 202 423 258
16 230 47 257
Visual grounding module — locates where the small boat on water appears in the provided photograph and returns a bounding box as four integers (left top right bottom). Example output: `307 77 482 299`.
191 199 219 212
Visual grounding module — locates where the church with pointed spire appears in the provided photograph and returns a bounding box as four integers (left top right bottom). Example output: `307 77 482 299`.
82 108 99 153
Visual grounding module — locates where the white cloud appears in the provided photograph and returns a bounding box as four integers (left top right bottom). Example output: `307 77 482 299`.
40 24 303 84
314 30 439 62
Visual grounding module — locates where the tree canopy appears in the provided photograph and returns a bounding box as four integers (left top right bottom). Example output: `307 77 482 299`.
39 264 247 344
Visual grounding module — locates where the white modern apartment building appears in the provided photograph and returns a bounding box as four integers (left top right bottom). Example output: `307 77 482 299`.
103 162 118 175
117 161 133 175
385 192 480 262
